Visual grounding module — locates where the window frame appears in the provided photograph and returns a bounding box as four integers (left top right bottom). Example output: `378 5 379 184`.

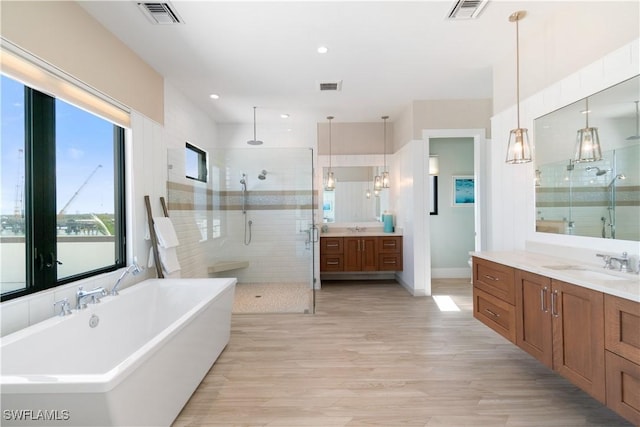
185 142 208 183
0 79 126 302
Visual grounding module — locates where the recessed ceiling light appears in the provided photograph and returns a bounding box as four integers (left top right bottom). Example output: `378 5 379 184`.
209 94 220 99
317 46 328 54
280 113 290 119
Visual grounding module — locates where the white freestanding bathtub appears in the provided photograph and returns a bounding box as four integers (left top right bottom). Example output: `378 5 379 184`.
1 278 236 427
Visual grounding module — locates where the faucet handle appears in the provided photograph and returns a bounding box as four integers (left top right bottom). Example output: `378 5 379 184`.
596 253 612 269
54 298 72 316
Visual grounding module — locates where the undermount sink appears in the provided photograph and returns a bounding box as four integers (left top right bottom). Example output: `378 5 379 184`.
543 265 629 281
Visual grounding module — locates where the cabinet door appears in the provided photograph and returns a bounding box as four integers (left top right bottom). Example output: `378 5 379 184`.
360 237 378 271
551 279 606 403
515 270 553 368
343 238 362 271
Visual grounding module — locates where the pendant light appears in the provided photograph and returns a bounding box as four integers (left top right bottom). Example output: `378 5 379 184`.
381 115 390 187
574 97 602 162
325 116 336 191
505 11 532 164
247 106 263 145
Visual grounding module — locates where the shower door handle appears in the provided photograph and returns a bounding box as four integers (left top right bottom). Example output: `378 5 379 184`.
312 226 319 243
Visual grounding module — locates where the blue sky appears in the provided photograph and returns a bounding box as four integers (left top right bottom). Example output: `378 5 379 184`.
2 75 116 216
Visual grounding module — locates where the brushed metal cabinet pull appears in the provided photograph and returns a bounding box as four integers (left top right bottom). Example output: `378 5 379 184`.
551 290 559 317
485 308 500 317
483 274 498 281
540 287 548 312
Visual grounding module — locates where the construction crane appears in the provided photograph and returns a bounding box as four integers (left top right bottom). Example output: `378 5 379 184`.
58 164 102 216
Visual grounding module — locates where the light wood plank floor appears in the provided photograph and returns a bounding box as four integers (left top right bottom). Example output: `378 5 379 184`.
173 279 632 426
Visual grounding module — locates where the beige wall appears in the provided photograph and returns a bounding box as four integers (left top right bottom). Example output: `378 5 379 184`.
411 99 492 140
0 1 164 124
317 122 394 156
494 1 640 114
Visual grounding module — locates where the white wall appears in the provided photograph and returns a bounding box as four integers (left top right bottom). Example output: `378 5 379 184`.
489 38 640 259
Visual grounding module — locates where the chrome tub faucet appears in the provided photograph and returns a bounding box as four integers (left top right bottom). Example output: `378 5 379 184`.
76 287 107 310
110 259 143 296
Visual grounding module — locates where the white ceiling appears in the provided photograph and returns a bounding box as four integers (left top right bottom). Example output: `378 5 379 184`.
79 1 570 128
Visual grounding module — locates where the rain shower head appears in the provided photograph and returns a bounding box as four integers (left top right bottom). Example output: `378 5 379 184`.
585 166 609 176
258 170 267 180
247 106 264 146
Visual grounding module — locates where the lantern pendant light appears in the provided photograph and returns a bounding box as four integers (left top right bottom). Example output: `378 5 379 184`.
574 97 602 162
325 116 336 191
381 115 390 187
505 11 532 164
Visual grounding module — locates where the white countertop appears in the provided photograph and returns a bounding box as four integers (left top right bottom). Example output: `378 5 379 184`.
321 229 403 237
471 251 640 303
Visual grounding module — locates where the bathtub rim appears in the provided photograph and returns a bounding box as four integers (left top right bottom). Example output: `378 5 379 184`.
1 277 236 394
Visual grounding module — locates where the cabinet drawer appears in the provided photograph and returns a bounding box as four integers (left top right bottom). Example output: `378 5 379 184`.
473 287 516 343
321 237 343 254
605 351 640 426
320 255 343 271
378 253 403 271
605 294 640 365
378 236 401 253
473 257 515 305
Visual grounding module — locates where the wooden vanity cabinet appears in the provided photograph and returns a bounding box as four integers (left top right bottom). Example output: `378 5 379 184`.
472 257 516 343
515 270 553 366
515 272 606 403
377 236 403 271
320 236 403 272
550 279 606 403
320 238 344 271
344 237 377 271
604 294 640 424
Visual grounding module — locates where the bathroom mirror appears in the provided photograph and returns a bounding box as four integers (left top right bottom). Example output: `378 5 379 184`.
534 75 640 241
322 166 389 223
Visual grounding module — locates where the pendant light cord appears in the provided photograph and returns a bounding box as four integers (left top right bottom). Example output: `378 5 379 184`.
585 98 590 128
515 16 521 129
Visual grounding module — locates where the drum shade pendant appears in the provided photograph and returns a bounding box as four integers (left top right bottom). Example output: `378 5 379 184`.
505 11 532 164
325 116 336 191
574 97 602 162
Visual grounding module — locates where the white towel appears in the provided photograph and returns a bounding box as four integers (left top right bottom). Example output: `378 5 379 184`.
158 246 181 273
147 246 182 275
153 217 179 248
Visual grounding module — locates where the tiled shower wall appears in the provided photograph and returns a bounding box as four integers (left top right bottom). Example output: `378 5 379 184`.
536 145 640 240
167 147 315 284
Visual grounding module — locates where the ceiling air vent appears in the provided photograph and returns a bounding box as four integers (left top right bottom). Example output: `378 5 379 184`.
317 81 343 92
447 0 489 20
137 2 183 24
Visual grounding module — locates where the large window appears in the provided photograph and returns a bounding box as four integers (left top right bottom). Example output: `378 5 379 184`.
1 75 126 301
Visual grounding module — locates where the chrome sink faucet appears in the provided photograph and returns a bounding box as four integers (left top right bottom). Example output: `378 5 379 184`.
76 286 107 310
609 252 630 272
597 252 634 273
